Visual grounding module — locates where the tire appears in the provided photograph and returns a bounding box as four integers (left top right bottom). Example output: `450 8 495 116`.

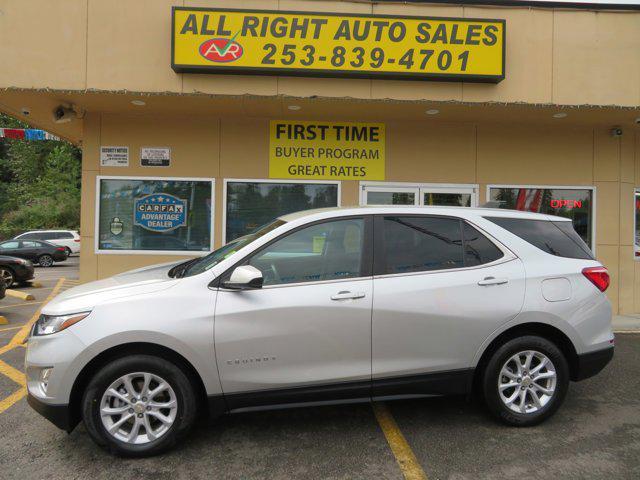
38 254 54 267
0 267 15 288
64 247 72 256
82 355 198 457
482 335 569 427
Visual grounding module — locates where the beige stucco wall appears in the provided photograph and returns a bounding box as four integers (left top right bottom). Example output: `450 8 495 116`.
1 0 640 107
80 112 640 315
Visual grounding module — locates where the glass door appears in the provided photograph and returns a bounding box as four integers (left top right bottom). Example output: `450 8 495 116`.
362 186 419 206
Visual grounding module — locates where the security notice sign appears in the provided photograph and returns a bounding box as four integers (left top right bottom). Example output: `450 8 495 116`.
100 146 129 167
172 8 505 82
269 121 385 180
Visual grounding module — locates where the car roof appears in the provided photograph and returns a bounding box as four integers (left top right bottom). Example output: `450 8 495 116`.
277 205 570 223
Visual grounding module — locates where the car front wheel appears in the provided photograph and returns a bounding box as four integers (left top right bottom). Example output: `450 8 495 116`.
82 355 197 457
483 335 569 427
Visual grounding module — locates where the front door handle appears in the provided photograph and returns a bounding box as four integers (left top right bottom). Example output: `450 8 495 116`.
331 291 366 300
478 277 509 286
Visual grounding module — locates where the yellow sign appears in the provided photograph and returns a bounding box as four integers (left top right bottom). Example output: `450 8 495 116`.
269 121 385 180
172 8 505 82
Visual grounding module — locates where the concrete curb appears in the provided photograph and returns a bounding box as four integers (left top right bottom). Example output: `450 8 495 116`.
4 290 35 301
613 315 640 332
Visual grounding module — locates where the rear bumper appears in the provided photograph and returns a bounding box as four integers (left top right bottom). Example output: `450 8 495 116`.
573 346 614 381
13 264 35 282
27 393 74 432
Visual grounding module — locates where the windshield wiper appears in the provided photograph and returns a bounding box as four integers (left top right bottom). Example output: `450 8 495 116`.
168 258 198 278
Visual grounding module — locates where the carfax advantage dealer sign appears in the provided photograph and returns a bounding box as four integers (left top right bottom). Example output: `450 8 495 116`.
172 8 505 82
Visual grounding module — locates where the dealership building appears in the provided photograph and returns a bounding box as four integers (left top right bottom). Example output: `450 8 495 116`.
1 0 640 314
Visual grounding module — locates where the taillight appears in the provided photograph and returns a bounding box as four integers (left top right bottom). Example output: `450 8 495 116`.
56 247 65 252
74 239 80 242
582 266 610 292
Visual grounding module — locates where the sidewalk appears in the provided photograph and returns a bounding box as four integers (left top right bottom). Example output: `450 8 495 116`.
613 314 640 332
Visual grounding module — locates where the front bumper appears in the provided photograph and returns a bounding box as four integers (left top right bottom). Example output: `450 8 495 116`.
27 393 73 432
573 346 614 381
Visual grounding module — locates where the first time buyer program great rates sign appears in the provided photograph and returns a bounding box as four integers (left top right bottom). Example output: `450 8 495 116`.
270 121 385 180
172 8 505 82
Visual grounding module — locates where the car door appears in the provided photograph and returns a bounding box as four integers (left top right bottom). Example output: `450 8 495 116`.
19 241 41 261
214 216 373 408
371 215 525 396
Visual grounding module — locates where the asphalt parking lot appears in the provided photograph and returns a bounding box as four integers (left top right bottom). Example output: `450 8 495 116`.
0 257 638 479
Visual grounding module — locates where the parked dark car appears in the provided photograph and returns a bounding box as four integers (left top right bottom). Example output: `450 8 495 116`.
0 255 35 287
0 240 67 268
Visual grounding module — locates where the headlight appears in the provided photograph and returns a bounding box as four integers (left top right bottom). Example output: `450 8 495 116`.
33 312 91 336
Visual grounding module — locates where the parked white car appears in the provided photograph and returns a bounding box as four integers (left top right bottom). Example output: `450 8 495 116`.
25 207 613 456
15 230 80 255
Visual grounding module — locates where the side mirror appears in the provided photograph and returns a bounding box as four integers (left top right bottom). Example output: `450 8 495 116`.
222 265 263 290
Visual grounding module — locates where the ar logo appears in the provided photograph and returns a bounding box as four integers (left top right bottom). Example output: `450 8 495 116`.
199 32 244 63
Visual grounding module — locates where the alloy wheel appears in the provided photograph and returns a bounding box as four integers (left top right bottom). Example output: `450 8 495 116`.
100 372 178 445
498 350 557 414
38 255 53 267
0 268 14 287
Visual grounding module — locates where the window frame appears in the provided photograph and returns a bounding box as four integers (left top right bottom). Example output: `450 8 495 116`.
214 215 373 290
359 181 479 207
94 175 216 256
634 189 640 261
222 178 342 245
486 184 597 254
372 214 514 278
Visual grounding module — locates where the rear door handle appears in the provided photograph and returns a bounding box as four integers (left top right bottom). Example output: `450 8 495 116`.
331 291 366 300
478 277 509 286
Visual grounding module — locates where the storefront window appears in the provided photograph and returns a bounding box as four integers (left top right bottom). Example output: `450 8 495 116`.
488 186 594 248
97 177 213 253
225 181 339 242
635 191 640 259
423 192 472 207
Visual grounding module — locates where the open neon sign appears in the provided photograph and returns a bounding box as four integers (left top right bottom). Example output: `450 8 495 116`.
550 199 582 209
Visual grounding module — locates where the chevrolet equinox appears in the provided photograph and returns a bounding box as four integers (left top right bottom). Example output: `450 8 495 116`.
26 207 614 456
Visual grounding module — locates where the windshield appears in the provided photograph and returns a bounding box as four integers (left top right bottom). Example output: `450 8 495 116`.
173 219 287 278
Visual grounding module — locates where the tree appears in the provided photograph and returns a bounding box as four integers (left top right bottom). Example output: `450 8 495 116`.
0 113 81 239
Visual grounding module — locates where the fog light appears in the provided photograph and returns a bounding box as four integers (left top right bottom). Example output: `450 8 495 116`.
40 367 52 394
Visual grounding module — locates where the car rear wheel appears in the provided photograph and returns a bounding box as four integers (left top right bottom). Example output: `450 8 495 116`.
82 355 197 457
0 267 14 287
482 335 569 426
38 254 54 267
64 247 72 256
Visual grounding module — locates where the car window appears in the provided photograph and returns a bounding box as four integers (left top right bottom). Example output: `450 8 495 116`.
45 232 60 239
247 218 365 286
57 232 74 239
0 241 20 249
485 217 594 260
463 223 504 266
381 216 464 274
21 241 40 248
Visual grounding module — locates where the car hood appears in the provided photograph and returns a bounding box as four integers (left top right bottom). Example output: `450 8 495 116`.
42 261 183 315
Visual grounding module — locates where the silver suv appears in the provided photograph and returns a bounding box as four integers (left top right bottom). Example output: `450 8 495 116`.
26 207 614 456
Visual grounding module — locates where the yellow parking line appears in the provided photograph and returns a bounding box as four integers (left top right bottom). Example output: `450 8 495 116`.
373 402 428 480
0 277 65 356
0 301 44 309
0 388 26 414
0 316 7 325
0 326 22 332
614 330 640 334
0 358 26 386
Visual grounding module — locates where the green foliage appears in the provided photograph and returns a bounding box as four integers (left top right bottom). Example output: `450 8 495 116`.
0 113 81 239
